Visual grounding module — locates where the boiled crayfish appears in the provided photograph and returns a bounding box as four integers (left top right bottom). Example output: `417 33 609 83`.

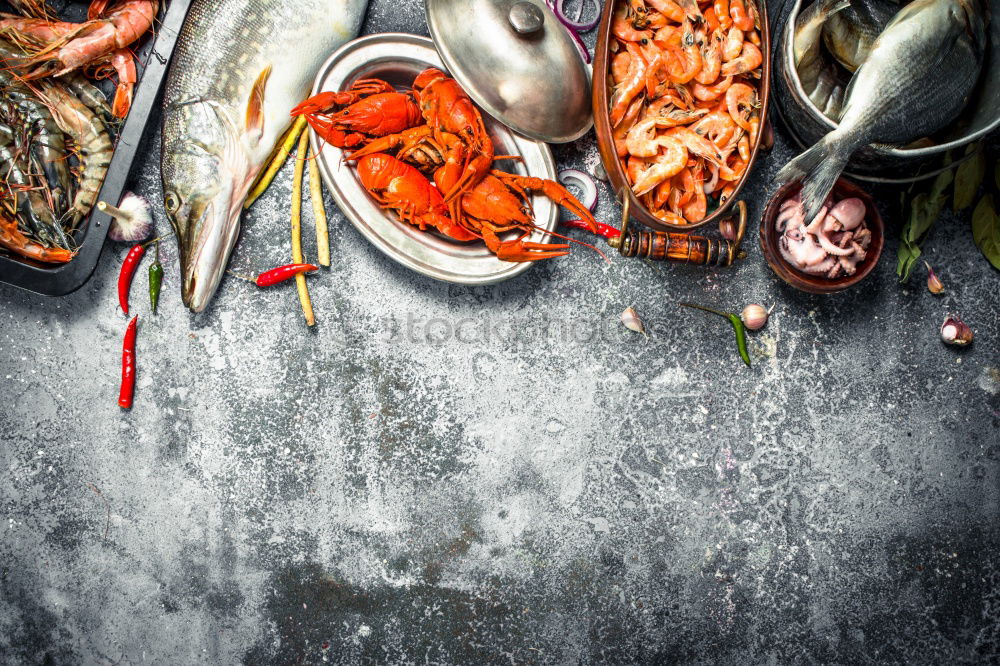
292 68 598 262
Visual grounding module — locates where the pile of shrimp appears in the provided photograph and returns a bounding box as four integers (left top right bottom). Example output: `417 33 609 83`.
0 36 114 263
609 0 763 226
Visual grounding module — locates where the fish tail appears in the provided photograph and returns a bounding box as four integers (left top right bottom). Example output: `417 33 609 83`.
775 131 852 223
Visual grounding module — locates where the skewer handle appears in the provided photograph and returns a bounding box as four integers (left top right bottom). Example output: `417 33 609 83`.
609 199 748 267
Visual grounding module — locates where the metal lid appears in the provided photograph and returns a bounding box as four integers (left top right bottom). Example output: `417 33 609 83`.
425 0 592 143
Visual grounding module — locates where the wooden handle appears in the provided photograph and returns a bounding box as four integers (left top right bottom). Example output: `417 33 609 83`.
609 199 747 267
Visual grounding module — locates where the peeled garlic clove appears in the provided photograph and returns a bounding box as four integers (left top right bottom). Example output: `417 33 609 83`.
620 306 647 337
924 261 944 294
741 304 769 330
941 315 973 346
101 193 153 243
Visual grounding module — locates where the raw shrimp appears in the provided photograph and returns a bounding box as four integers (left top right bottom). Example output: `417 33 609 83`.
631 135 688 195
1 0 157 79
37 80 113 226
0 124 69 249
720 42 762 77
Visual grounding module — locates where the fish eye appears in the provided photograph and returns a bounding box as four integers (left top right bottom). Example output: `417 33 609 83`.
164 191 181 214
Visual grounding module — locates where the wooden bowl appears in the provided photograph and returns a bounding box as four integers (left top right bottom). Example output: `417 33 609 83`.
592 0 771 232
759 179 885 294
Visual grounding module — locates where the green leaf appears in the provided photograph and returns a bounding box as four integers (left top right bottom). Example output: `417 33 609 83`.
930 167 954 203
896 238 922 281
897 160 956 281
972 194 1000 271
953 145 985 211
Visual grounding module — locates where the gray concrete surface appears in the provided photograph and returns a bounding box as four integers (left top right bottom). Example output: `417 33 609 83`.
2 1 1000 663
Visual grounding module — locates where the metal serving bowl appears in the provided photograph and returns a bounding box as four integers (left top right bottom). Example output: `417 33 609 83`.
592 0 771 232
774 0 1000 183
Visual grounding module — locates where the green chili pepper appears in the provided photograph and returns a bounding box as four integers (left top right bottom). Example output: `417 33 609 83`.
679 303 751 368
148 241 163 314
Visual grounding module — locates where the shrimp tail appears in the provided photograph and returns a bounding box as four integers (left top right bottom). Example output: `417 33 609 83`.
775 130 852 225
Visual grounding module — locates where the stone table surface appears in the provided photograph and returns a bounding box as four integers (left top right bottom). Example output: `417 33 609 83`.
2 1 999 664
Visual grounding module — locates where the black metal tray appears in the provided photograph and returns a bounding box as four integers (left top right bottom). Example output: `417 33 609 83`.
0 0 192 296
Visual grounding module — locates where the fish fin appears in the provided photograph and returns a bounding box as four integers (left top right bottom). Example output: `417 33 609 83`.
245 64 272 137
775 132 852 224
826 0 851 16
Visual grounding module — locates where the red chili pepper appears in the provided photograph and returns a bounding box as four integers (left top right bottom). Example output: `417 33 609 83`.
118 244 146 314
562 219 621 240
118 315 138 409
256 263 319 287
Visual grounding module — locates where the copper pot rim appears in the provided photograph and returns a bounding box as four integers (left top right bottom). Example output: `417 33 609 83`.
591 0 771 233
758 178 886 295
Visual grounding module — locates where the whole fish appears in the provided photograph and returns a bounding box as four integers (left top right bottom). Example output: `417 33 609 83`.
161 0 368 313
793 0 851 95
824 0 902 72
777 0 986 225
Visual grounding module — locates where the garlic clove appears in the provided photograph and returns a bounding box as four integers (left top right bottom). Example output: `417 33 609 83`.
620 306 647 337
719 218 737 241
741 304 769 330
924 261 944 294
940 315 973 346
101 193 153 243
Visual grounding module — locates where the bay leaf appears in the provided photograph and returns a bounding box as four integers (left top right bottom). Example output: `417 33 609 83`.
972 194 1000 271
954 146 986 211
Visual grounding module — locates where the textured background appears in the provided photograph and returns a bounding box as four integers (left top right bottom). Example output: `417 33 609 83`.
2 1 1000 664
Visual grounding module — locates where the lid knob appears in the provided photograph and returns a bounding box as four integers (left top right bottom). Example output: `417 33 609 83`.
508 1 544 34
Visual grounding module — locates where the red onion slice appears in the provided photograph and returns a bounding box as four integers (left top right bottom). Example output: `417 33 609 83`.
555 0 600 31
558 169 598 211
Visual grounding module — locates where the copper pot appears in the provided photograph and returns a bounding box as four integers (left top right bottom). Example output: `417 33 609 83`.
592 0 771 233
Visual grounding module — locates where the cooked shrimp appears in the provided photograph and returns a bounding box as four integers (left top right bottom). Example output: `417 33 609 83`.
695 28 723 85
663 127 723 165
647 0 687 22
723 26 744 61
625 117 661 158
613 5 653 42
725 82 757 132
692 75 733 101
713 0 733 29
729 0 755 31
612 51 632 84
720 42 762 77
682 164 707 222
610 43 647 126
632 136 688 195
691 111 738 148
657 18 702 84
614 97 645 157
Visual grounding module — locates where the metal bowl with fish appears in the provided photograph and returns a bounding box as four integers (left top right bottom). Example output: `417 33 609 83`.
593 0 772 233
309 33 565 285
774 0 1000 183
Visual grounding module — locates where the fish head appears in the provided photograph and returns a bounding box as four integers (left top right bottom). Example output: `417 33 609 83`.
161 100 252 313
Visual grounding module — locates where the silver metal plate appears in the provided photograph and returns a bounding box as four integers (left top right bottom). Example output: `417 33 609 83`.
311 33 558 285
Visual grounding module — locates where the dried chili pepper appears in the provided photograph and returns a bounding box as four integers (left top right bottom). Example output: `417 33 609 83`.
148 241 163 314
118 315 138 409
679 303 751 367
562 218 621 240
256 263 318 287
118 243 146 315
